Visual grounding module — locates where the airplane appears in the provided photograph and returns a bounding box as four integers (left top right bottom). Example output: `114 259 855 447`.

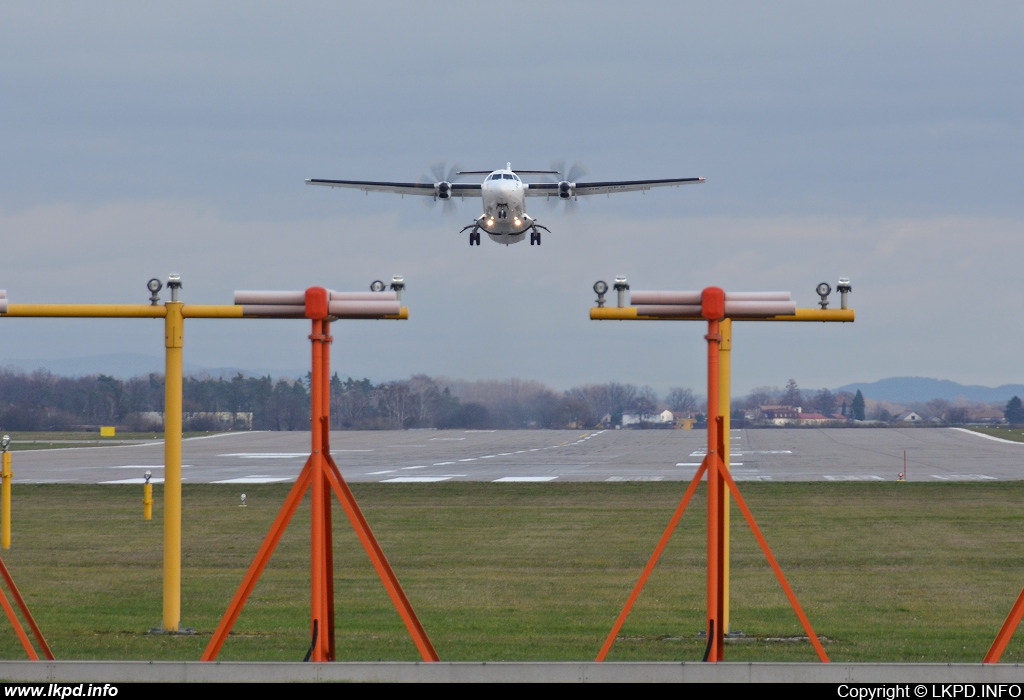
305 163 704 246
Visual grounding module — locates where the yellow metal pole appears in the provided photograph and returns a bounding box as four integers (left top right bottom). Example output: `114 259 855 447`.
2 449 11 549
719 318 732 634
163 300 183 631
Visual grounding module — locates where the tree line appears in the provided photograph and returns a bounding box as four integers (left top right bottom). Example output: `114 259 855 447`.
0 369 698 432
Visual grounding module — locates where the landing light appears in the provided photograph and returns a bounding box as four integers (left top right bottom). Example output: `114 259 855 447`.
513 218 521 227
486 218 494 227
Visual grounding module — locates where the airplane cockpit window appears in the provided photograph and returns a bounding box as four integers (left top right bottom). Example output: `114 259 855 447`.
502 173 513 179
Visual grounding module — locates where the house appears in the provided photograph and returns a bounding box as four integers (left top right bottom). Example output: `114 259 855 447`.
897 411 922 422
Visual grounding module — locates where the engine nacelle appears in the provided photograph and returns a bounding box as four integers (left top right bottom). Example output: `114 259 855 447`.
436 181 453 200
557 181 574 199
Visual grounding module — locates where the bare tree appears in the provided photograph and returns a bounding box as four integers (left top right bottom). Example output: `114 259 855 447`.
666 387 698 415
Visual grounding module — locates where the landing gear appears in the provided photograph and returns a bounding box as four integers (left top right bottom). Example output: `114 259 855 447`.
469 230 480 246
530 230 541 246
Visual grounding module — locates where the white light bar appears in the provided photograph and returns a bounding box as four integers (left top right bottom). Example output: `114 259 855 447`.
630 290 795 318
0 290 6 314
232 289 401 319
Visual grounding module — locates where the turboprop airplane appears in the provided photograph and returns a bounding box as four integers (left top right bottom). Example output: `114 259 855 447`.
305 163 704 246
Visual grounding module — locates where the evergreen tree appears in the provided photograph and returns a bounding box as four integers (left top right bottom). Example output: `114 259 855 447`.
1005 396 1024 424
851 390 866 421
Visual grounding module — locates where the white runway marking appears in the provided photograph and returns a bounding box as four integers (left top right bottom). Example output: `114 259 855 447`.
949 428 1024 445
213 476 291 484
824 475 885 481
433 462 455 466
401 466 429 470
458 458 477 462
381 476 452 483
102 477 166 484
366 470 395 475
606 476 664 481
493 476 557 482
931 474 997 480
430 438 465 441
107 465 164 469
677 462 703 466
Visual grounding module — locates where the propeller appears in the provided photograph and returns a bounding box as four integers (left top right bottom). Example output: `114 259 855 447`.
419 160 461 214
545 160 588 213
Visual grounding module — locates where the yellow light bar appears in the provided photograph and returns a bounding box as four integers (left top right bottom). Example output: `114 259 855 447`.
2 304 166 318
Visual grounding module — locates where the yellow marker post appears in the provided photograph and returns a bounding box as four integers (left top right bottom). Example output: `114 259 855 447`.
100 426 116 437
2 437 12 550
143 471 154 521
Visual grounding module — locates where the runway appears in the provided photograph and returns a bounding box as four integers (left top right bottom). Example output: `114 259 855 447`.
8 427 1024 484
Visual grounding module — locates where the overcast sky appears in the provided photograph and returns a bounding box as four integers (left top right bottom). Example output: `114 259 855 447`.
1 2 1021 395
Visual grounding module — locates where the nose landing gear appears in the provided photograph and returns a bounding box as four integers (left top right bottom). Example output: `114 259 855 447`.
529 223 549 246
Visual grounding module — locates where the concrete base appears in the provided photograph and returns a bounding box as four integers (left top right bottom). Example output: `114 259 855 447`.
1 661 1024 683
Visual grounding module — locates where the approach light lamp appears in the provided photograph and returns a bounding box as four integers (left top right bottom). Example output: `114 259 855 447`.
167 273 182 302
613 276 630 308
147 278 163 305
593 280 609 308
390 275 405 302
144 470 152 484
369 280 386 293
815 282 832 309
1 435 9 451
240 493 247 506
836 276 852 310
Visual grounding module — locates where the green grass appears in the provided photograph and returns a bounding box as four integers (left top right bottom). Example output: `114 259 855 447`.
2 482 1024 663
968 427 1024 443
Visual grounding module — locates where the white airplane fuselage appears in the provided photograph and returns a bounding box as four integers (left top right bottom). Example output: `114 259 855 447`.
478 168 532 244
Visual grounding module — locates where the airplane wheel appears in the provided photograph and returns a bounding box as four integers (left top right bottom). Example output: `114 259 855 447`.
536 232 541 246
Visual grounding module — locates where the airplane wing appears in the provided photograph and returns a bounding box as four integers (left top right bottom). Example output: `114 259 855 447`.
526 177 704 196
305 178 483 197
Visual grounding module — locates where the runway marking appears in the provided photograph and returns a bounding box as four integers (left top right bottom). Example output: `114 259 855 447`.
465 430 496 433
606 476 664 482
213 476 292 484
481 455 496 459
676 462 703 466
401 466 429 470
366 470 396 475
824 475 885 481
430 438 465 441
381 476 452 483
931 474 997 480
529 449 541 452
433 462 456 466
514 451 526 454
220 453 308 458
493 476 558 482
736 475 774 481
496 453 513 456
107 465 164 469
102 477 166 484
332 449 374 453
458 458 477 462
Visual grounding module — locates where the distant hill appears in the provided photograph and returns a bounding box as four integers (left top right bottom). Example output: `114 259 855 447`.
836 377 1024 404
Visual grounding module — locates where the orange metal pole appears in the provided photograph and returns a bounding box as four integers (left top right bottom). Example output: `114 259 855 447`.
308 317 328 662
0 554 53 659
703 287 724 661
323 458 440 661
595 458 708 661
201 463 313 661
322 323 336 661
984 586 1024 663
0 583 36 660
719 466 829 662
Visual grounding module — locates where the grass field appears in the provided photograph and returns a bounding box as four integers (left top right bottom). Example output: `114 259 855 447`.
2 482 1024 663
969 427 1024 443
